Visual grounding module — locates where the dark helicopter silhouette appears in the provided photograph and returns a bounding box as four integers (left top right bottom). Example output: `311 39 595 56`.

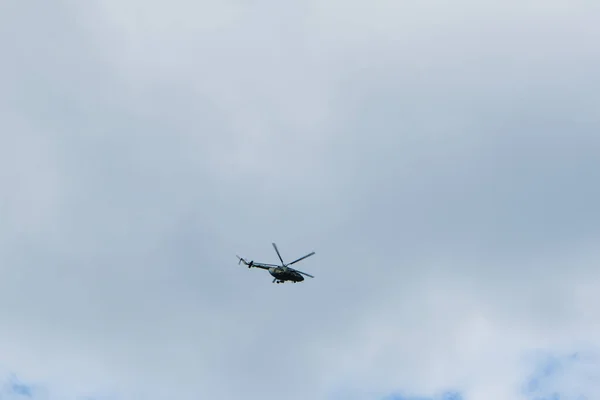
236 243 315 284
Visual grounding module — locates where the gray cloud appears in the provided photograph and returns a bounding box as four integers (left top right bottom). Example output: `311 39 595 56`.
2 1 600 399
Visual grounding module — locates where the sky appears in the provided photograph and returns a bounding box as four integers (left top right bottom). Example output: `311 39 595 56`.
1 0 599 399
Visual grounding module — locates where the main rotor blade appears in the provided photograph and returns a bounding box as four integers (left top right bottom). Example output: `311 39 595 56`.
290 268 314 278
287 251 315 266
272 243 285 265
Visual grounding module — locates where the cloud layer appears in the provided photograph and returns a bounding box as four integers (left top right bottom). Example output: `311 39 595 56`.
2 0 599 399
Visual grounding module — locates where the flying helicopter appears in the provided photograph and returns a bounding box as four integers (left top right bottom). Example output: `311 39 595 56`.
236 242 315 284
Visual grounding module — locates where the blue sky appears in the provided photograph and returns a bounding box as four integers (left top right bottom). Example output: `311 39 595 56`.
5 350 599 399
1 0 599 399
383 391 463 400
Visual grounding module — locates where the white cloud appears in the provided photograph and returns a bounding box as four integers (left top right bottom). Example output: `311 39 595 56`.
1 0 599 399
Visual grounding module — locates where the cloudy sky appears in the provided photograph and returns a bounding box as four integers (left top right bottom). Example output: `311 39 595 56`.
1 0 599 399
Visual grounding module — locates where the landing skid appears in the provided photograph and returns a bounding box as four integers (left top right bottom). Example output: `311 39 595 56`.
272 279 298 284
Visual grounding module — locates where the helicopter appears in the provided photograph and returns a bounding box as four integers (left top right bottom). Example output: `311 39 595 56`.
236 243 315 284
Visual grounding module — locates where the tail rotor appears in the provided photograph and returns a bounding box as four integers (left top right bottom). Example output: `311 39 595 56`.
236 255 253 268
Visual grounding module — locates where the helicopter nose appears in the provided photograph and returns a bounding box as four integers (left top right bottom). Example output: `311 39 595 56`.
297 275 304 281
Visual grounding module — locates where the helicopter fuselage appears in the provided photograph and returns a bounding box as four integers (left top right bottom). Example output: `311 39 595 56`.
268 267 304 283
236 243 314 284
